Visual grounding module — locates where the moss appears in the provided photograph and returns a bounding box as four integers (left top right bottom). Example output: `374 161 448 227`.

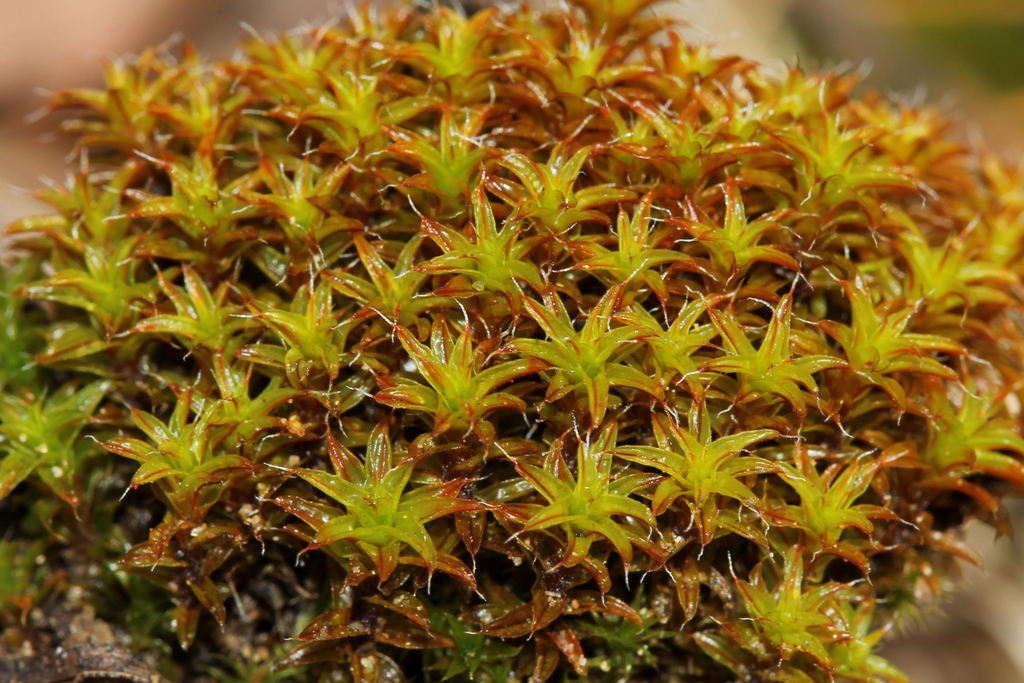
2 1 1024 681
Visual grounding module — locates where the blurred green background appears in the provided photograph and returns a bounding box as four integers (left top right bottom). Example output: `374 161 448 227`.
2 1 1024 680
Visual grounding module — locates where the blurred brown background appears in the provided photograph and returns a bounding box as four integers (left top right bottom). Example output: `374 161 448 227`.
3 1 1024 680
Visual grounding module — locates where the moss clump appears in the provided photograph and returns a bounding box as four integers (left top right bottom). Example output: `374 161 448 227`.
3 1 1024 681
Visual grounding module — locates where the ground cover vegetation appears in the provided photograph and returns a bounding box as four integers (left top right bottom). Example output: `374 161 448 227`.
3 0 1024 680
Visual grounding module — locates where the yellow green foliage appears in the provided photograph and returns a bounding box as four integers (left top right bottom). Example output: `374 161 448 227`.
3 1 1024 681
